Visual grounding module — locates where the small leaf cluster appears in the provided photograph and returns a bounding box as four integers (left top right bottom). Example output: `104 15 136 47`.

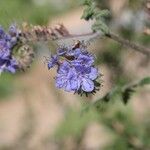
94 77 150 108
81 0 110 34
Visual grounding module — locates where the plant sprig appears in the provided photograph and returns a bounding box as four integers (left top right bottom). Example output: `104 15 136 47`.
81 0 110 34
81 0 150 57
94 77 150 109
82 77 150 113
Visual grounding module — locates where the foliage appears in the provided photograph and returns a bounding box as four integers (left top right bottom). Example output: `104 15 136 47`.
0 0 71 27
94 77 150 107
81 0 150 105
81 0 110 34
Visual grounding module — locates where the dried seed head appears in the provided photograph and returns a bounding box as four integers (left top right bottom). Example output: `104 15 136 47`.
53 24 70 37
19 23 70 43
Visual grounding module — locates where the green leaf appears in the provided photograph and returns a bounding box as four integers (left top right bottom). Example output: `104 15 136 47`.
81 0 93 6
121 87 135 104
121 77 150 104
92 76 150 108
95 9 110 19
92 20 110 34
138 77 150 86
81 5 95 20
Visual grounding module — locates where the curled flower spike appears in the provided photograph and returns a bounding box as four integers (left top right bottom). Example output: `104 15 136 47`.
0 24 35 74
19 23 71 42
0 23 77 75
47 41 101 96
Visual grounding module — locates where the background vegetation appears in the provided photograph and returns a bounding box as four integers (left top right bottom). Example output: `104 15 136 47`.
0 0 149 150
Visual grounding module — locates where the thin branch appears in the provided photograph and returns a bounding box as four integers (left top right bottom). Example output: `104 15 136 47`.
105 32 150 57
56 31 150 57
55 32 101 43
56 32 99 39
81 77 150 116
24 24 149 56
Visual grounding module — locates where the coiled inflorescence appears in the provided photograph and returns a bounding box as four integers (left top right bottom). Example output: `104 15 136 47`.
19 23 70 42
0 24 35 74
47 42 100 95
0 23 70 74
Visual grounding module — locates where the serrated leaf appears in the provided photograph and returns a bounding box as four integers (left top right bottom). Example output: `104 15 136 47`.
103 93 111 102
81 6 95 20
138 77 150 86
95 9 110 19
92 20 109 34
81 0 93 6
121 88 135 104
92 77 150 109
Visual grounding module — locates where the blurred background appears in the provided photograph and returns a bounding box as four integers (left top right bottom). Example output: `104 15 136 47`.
0 0 150 150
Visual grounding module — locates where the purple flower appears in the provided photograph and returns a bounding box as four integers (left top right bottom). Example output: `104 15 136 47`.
0 27 5 39
0 40 10 58
8 25 19 46
0 25 19 74
57 47 67 56
72 53 94 67
0 57 18 73
9 25 19 37
47 44 100 95
47 55 58 69
56 63 99 93
56 61 79 92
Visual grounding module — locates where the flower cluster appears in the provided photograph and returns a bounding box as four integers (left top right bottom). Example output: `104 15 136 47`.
47 42 100 95
0 25 19 74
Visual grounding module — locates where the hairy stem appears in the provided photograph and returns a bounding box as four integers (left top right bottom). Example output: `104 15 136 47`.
57 31 150 57
105 32 150 57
